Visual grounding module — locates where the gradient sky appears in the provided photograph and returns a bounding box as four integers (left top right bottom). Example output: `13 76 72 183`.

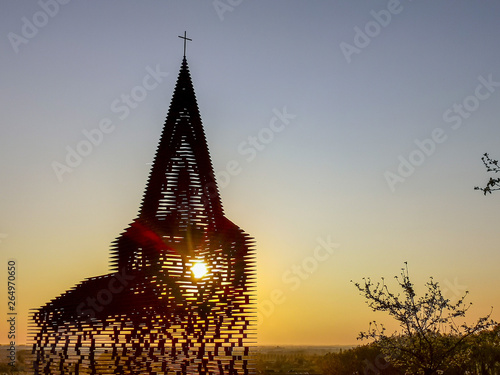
1 1 500 346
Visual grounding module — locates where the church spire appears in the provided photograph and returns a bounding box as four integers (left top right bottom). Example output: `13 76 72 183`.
138 56 223 223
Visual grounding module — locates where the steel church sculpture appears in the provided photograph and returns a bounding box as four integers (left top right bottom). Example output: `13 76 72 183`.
31 35 255 374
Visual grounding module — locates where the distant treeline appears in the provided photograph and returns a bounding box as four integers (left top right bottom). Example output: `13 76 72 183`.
2 336 499 375
256 326 500 375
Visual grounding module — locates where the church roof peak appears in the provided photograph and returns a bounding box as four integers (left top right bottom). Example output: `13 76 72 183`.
138 51 223 223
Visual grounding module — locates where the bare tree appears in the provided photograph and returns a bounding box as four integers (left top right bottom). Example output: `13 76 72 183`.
475 153 500 195
352 263 496 375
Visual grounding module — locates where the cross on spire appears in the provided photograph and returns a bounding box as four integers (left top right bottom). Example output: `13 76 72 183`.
178 31 192 58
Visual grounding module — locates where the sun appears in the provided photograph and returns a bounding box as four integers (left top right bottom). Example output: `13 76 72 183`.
190 261 208 279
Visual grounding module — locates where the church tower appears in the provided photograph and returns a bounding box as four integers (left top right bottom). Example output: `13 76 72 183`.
32 38 256 375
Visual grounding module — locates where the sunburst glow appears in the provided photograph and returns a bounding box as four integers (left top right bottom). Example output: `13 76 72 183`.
190 261 208 279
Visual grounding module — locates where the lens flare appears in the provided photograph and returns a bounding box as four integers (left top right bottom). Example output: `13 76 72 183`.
190 261 208 279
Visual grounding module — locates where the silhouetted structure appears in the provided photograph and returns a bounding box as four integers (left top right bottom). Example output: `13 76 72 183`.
31 46 255 374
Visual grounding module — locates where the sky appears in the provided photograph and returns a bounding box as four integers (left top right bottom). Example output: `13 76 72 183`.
1 1 500 347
